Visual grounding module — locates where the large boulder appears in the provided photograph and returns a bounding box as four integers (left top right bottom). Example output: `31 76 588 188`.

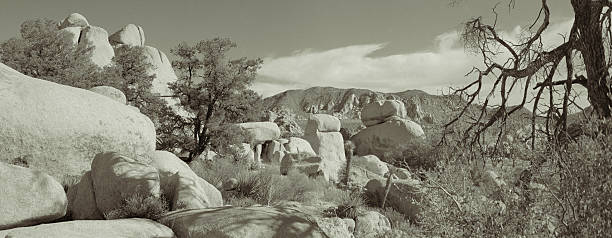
80 26 115 67
0 219 174 238
360 100 407 127
304 115 345 182
142 46 178 99
148 151 223 210
89 86 126 104
262 140 285 163
235 122 281 144
354 211 392 238
66 171 104 220
0 163 67 230
351 118 425 161
159 205 326 238
365 178 424 222
90 152 161 217
229 143 255 163
284 137 317 156
304 114 341 133
0 63 156 178
59 26 82 45
58 13 89 29
109 24 145 46
280 153 325 178
352 155 389 176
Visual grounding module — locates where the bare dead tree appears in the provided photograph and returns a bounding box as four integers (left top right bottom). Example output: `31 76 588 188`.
446 0 612 151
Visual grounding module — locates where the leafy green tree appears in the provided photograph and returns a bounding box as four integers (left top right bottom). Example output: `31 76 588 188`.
0 18 107 88
169 37 264 162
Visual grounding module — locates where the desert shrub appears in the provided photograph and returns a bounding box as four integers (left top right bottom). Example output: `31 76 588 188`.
554 133 612 237
194 154 349 207
374 207 424 237
9 155 31 168
323 189 365 219
408 119 612 237
231 166 329 206
104 192 170 220
386 138 439 171
191 155 252 191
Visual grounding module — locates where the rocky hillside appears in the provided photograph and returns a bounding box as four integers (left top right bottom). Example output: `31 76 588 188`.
264 86 465 125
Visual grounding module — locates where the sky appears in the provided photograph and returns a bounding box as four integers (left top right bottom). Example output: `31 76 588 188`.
0 0 576 104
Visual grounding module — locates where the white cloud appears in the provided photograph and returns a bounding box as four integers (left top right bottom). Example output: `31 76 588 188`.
253 18 585 109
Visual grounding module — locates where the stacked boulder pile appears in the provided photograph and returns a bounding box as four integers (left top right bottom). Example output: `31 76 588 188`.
234 122 281 165
351 99 426 161
301 114 346 182
57 13 177 102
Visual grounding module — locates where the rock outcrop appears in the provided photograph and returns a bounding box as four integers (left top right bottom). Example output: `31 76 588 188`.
0 218 174 238
352 103 425 161
89 86 126 104
354 211 392 238
80 26 115 67
280 153 325 178
109 24 145 47
58 13 89 29
235 122 281 165
235 122 281 144
57 14 115 68
142 45 178 99
303 114 346 182
0 63 156 178
284 137 317 156
0 163 67 230
352 155 389 176
360 100 407 127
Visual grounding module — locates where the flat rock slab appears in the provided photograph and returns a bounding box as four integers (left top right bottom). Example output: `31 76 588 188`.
0 218 174 238
159 206 327 238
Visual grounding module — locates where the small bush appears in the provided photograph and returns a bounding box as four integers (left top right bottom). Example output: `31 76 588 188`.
10 155 31 168
324 190 366 219
104 192 170 220
386 138 439 171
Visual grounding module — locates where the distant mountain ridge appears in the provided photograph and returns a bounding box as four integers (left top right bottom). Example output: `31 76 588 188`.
263 86 465 124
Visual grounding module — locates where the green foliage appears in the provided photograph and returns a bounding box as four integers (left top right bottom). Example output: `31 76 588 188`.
104 192 170 221
169 38 264 162
0 18 108 88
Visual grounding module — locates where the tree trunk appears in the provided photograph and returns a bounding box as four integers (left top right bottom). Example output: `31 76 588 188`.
572 0 612 118
381 170 394 209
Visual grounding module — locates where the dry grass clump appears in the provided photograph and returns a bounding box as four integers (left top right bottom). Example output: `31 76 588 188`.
104 192 170 220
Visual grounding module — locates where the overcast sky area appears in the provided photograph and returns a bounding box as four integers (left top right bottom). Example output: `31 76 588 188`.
0 0 578 106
